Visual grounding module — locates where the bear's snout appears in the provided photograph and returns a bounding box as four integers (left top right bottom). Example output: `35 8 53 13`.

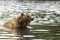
31 18 34 21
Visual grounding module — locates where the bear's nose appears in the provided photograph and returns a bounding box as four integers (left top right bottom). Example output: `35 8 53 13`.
31 18 34 21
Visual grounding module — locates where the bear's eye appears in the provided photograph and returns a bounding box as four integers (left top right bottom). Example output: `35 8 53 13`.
27 16 29 17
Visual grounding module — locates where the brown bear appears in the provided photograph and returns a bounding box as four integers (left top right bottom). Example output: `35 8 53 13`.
3 12 34 40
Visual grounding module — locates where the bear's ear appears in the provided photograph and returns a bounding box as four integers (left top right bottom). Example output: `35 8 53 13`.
21 13 24 16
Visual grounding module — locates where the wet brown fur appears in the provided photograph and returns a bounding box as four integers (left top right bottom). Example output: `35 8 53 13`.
3 12 33 35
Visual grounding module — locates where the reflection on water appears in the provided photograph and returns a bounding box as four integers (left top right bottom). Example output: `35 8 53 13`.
0 25 60 40
31 25 60 40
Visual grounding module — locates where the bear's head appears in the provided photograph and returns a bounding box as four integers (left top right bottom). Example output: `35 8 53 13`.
18 12 34 28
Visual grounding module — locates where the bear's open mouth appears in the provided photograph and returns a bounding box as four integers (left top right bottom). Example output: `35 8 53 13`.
25 20 30 26
27 22 30 25
25 18 34 26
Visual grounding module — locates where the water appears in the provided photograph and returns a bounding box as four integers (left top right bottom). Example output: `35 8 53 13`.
0 0 60 40
0 1 60 25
